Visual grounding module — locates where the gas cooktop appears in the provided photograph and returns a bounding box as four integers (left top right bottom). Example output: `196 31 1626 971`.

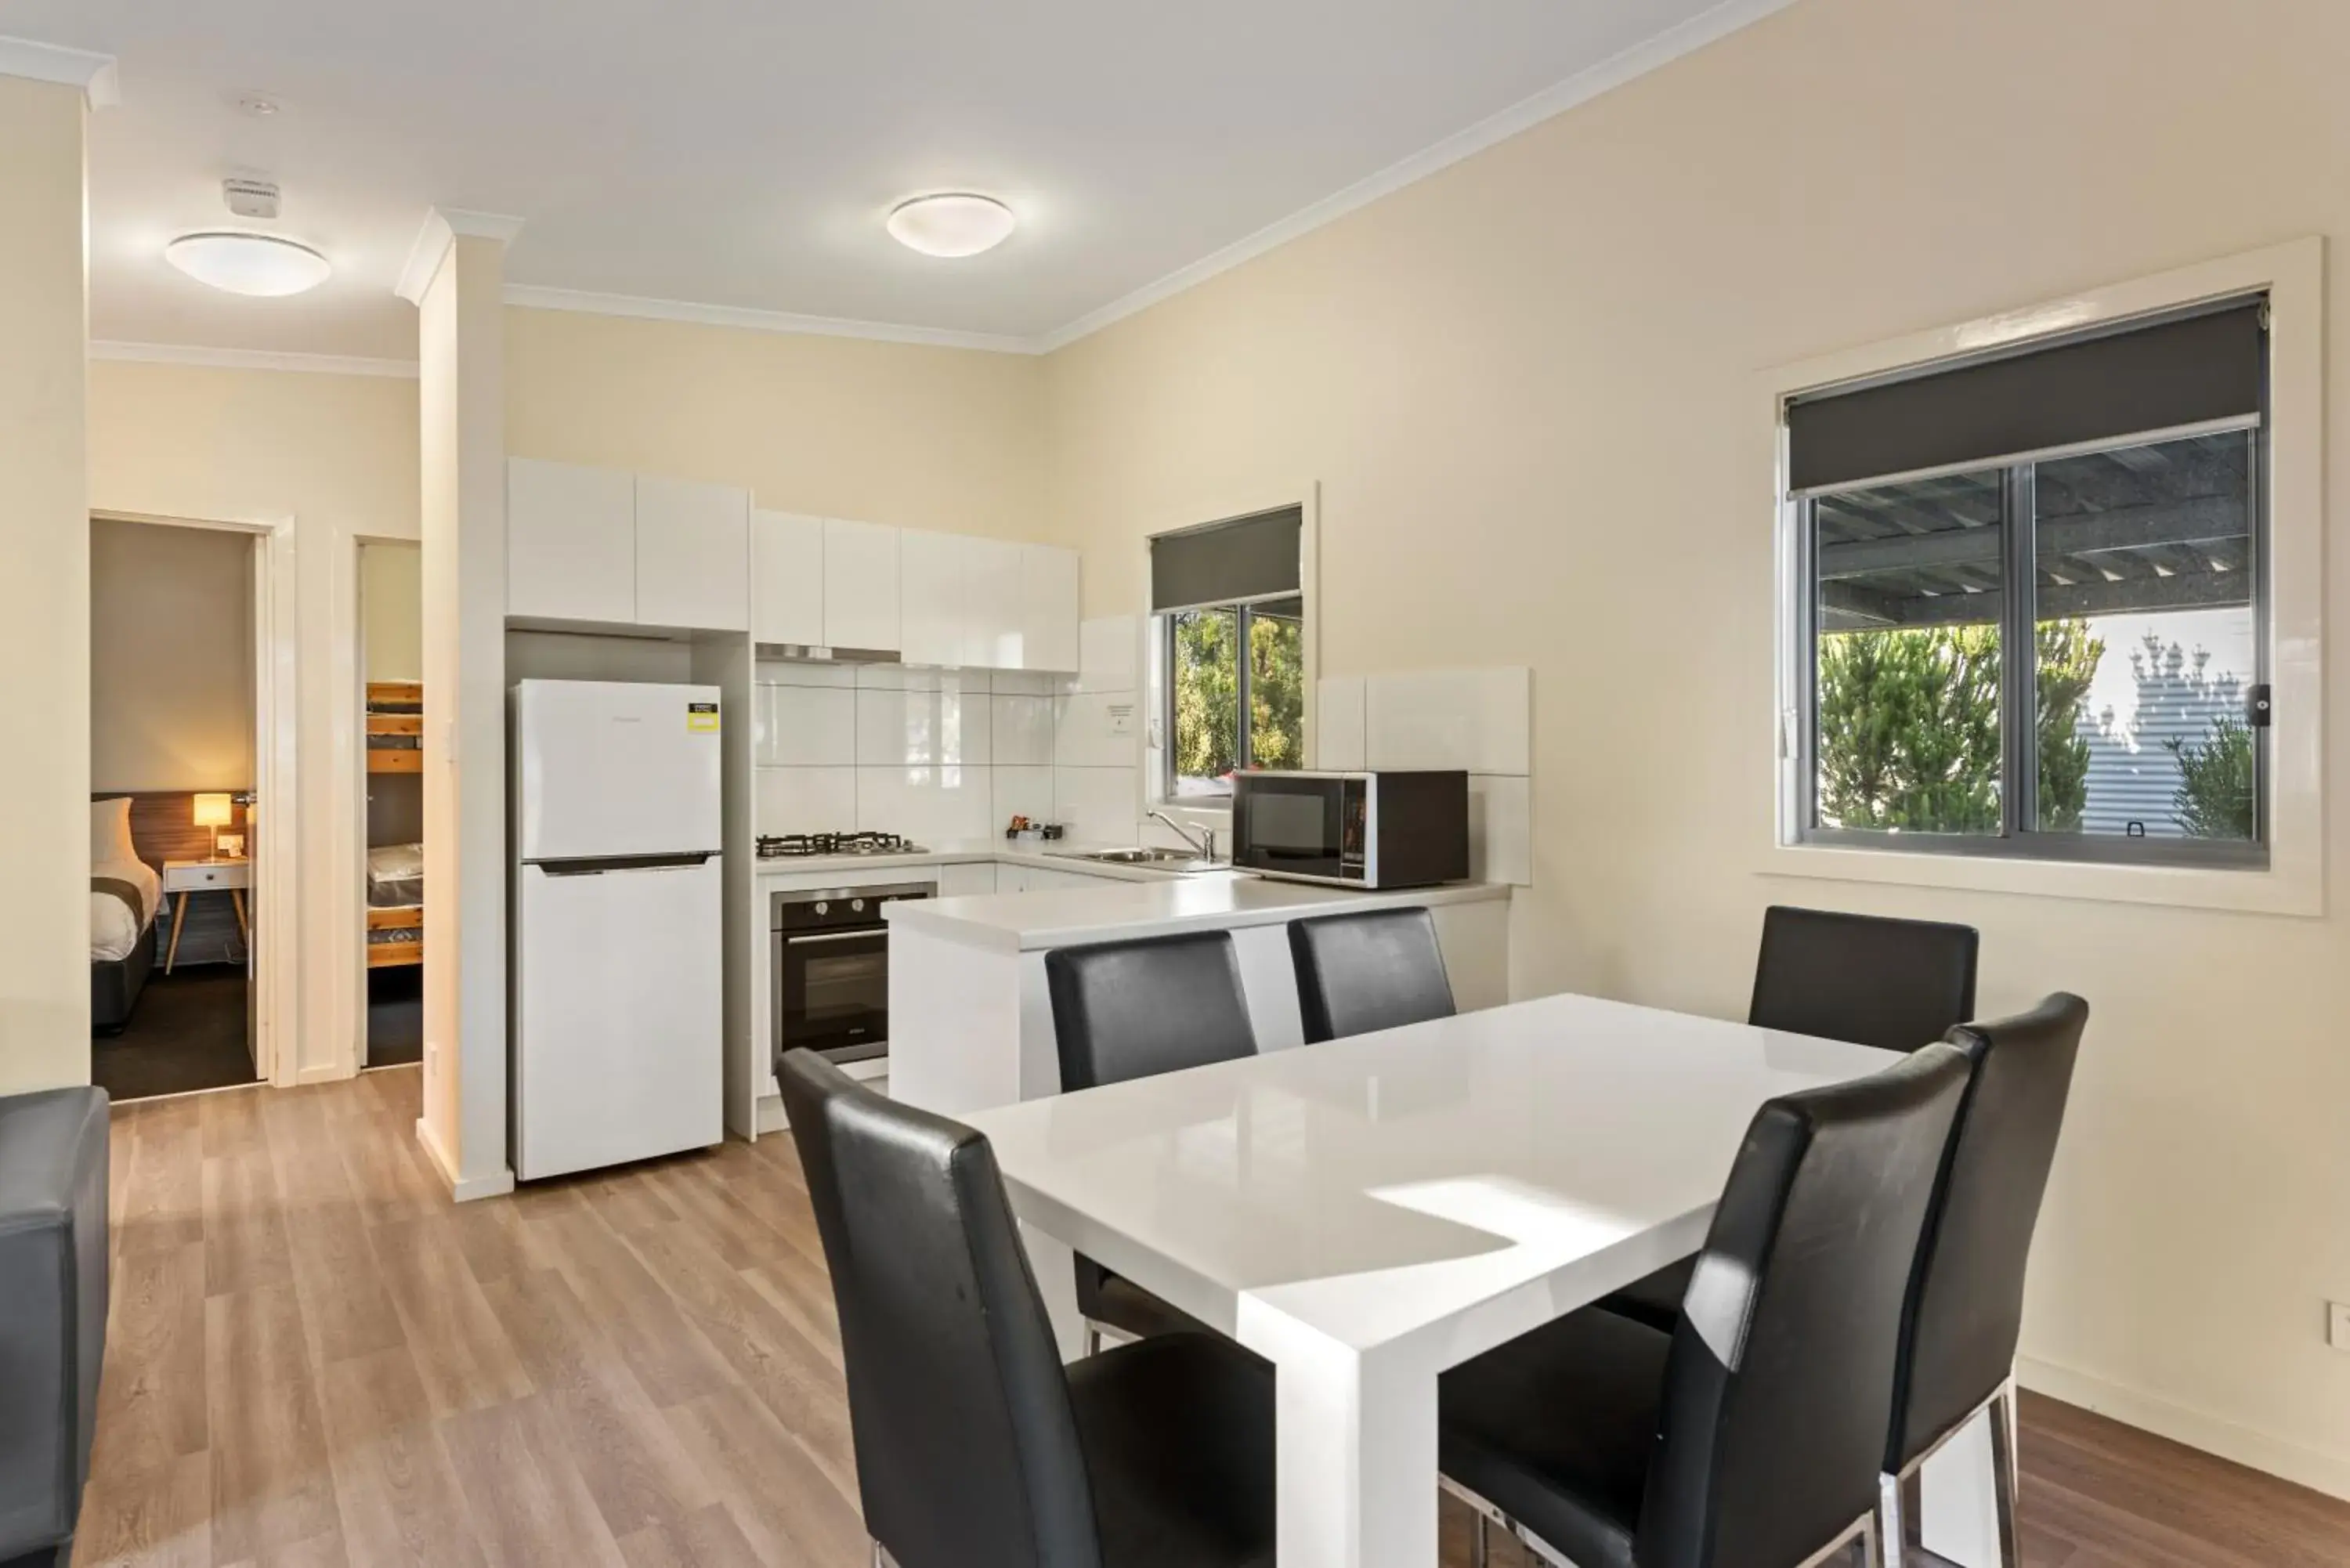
756 831 931 859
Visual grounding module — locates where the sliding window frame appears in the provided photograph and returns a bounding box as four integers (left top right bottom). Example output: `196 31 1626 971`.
1795 433 2270 870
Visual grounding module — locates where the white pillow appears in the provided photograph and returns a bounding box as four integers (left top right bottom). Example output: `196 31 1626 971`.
91 797 137 868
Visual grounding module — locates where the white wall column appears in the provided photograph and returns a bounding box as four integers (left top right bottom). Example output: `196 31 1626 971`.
399 208 521 1198
0 47 113 1094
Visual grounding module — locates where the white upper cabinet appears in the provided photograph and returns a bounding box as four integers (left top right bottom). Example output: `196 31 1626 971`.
898 528 966 667
507 460 1074 663
962 537 1026 669
824 518 902 652
508 458 636 623
751 510 826 645
1019 545 1081 673
634 475 750 631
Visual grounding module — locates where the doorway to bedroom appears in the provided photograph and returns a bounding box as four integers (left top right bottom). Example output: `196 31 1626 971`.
89 516 261 1101
360 540 424 1066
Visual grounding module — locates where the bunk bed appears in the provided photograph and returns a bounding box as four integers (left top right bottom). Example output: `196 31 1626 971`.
365 681 423 968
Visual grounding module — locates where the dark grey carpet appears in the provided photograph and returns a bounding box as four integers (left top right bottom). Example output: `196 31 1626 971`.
367 966 423 1067
91 966 256 1102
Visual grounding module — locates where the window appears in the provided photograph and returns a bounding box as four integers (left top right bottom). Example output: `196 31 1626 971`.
1166 598 1304 797
1788 298 2269 866
1151 506 1307 800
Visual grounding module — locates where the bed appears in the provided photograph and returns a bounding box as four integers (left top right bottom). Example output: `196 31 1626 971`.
367 841 424 967
92 798 163 1033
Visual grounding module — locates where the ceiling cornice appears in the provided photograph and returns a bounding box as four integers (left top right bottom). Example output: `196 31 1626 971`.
501 284 1043 356
91 340 419 378
395 206 526 305
1034 0 1799 352
0 34 120 107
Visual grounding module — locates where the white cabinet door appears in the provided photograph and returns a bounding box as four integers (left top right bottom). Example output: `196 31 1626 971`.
899 528 966 667
1019 545 1081 672
962 537 1026 668
938 862 997 897
823 519 901 652
634 475 749 631
508 457 636 623
752 510 826 645
996 864 1028 894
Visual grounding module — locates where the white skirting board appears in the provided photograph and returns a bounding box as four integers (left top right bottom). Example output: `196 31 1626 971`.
2018 1353 2350 1505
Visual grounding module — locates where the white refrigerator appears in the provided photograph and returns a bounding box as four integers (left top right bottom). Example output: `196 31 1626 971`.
512 678 724 1180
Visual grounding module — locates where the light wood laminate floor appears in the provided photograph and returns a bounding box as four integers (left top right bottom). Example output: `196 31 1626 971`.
72 1070 2350 1568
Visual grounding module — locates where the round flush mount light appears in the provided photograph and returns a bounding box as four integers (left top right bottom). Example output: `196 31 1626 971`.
164 232 332 297
886 193 1016 258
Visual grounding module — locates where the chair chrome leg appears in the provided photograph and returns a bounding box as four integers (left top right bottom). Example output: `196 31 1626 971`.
870 1542 887 1568
1083 1323 1102 1357
1471 1511 1490 1568
1876 1470 1906 1568
1988 1380 2023 1567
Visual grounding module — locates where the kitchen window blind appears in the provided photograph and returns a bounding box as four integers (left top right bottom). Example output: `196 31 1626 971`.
1149 505 1303 613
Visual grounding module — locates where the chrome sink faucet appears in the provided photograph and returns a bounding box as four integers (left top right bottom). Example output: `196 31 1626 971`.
1148 810 1217 862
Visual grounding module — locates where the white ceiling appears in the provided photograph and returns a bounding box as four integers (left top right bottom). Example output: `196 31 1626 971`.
5 0 1778 360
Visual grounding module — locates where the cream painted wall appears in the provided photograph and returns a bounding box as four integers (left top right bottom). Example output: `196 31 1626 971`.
1041 0 2350 1498
0 76 90 1094
504 306 1045 536
89 359 420 1086
360 540 422 681
90 518 255 793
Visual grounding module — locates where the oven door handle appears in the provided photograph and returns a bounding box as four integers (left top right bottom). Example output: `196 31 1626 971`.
782 929 887 945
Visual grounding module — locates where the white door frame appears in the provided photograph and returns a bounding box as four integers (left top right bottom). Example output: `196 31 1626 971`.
95 508 299 1088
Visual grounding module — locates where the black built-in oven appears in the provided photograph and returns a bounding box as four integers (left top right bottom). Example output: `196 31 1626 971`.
771 881 934 1071
1230 771 1470 888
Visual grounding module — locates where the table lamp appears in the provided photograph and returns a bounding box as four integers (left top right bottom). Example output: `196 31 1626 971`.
193 793 233 859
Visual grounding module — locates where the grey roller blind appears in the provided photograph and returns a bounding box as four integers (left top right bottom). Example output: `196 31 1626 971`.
1788 300 2265 493
1150 506 1302 612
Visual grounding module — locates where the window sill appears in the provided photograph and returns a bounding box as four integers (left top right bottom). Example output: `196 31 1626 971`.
1759 838 2322 918
1147 800 1231 826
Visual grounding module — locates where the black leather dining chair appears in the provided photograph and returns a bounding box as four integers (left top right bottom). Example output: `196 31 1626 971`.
1606 904 1982 1333
1875 993 2088 1568
1441 1042 1972 1568
777 1050 1276 1568
1288 906 1455 1043
1748 905 1982 1055
1045 930 1259 1350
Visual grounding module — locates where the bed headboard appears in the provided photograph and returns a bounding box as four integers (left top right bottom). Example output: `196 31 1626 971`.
93 791 252 874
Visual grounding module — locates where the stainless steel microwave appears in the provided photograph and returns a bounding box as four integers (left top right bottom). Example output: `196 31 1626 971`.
1230 771 1470 889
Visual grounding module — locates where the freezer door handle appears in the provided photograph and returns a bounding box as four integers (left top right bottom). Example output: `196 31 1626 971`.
533 851 718 876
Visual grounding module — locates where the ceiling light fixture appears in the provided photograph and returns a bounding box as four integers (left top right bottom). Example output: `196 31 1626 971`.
164 232 332 297
886 193 1016 258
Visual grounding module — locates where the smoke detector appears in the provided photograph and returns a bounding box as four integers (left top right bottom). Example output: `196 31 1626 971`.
223 178 281 221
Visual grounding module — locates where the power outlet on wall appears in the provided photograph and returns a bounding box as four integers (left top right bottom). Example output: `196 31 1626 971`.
2329 1301 2350 1353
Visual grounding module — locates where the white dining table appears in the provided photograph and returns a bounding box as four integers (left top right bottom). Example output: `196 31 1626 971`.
962 991 1905 1568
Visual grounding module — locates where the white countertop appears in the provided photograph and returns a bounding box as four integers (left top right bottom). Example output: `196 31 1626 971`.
754 839 1183 883
884 867 1509 952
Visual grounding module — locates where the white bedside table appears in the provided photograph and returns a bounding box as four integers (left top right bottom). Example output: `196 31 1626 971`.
161 858 250 974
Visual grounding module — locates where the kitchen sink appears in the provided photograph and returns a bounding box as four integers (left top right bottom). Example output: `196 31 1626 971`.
1053 847 1224 871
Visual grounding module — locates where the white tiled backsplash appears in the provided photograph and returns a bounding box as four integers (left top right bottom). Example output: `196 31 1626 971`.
756 616 1143 846
756 634 1529 880
1317 668 1534 886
